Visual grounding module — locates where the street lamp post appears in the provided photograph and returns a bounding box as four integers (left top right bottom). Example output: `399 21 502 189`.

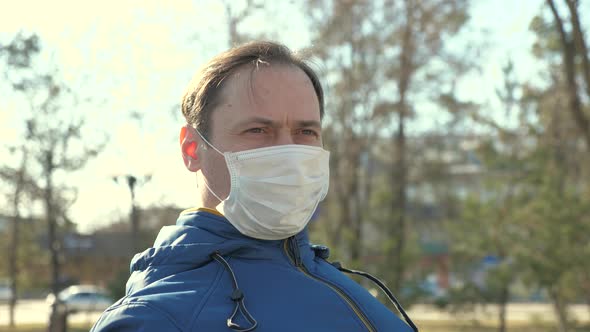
113 174 151 252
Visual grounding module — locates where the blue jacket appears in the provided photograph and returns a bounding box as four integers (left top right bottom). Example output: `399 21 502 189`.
91 209 416 331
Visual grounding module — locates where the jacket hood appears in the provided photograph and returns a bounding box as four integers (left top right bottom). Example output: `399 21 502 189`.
126 210 310 293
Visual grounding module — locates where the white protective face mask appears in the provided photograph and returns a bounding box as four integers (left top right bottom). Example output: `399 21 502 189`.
196 131 330 240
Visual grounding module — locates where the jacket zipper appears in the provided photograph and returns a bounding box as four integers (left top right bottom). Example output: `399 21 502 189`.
284 237 376 332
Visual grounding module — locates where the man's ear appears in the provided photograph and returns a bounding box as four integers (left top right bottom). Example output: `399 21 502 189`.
180 125 201 172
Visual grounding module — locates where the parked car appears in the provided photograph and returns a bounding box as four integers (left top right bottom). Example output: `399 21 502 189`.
46 285 113 313
0 280 13 303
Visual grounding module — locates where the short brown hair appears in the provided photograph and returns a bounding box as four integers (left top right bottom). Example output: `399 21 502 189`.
181 41 324 139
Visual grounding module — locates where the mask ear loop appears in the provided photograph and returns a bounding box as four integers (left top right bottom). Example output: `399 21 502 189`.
194 127 226 203
195 128 224 155
200 173 225 203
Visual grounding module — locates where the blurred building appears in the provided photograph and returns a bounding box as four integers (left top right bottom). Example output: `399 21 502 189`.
59 204 183 287
0 205 183 292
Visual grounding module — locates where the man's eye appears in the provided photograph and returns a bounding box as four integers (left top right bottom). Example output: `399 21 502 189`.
301 129 319 137
246 128 264 134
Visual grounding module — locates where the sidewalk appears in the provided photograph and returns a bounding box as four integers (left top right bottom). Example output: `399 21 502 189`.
408 303 590 323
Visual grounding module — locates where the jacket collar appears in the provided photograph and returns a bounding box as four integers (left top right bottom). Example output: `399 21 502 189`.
130 210 311 273
175 209 310 245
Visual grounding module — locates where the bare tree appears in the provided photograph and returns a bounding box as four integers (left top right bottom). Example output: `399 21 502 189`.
0 32 39 329
22 77 104 332
2 33 105 332
306 0 396 266
306 0 472 295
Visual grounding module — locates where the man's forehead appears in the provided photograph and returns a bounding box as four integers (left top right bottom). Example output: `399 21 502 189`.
215 64 320 117
221 64 312 97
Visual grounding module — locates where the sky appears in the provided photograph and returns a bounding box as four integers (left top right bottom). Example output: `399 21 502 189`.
0 0 552 233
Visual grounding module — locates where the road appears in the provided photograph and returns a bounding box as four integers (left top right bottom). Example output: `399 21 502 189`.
1 300 589 327
0 300 102 327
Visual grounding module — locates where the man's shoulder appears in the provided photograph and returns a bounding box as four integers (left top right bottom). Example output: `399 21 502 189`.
90 298 182 332
93 264 225 332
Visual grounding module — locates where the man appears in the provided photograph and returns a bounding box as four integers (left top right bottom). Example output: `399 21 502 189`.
91 41 418 332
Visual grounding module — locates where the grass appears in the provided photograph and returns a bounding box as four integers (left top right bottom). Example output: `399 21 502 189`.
418 321 590 332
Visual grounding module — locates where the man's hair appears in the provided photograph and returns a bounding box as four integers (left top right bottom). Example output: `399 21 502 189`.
181 41 324 139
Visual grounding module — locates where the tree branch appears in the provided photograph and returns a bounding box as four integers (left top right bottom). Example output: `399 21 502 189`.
546 0 590 148
565 0 590 100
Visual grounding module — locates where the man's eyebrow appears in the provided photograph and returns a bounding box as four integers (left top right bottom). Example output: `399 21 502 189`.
235 117 276 127
235 117 321 128
295 120 322 128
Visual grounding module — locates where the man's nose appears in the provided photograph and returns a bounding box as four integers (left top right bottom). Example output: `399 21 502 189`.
275 130 295 145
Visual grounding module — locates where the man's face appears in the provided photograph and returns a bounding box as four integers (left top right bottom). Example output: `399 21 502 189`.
198 64 323 203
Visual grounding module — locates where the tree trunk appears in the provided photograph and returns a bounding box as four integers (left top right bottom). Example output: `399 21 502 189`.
392 101 407 293
497 284 509 332
8 154 27 327
350 204 362 264
391 0 414 294
46 151 63 332
347 15 364 266
9 211 20 328
582 274 590 322
331 159 347 248
356 138 374 268
549 287 570 332
49 302 68 332
9 209 21 327
8 150 28 327
350 147 362 264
